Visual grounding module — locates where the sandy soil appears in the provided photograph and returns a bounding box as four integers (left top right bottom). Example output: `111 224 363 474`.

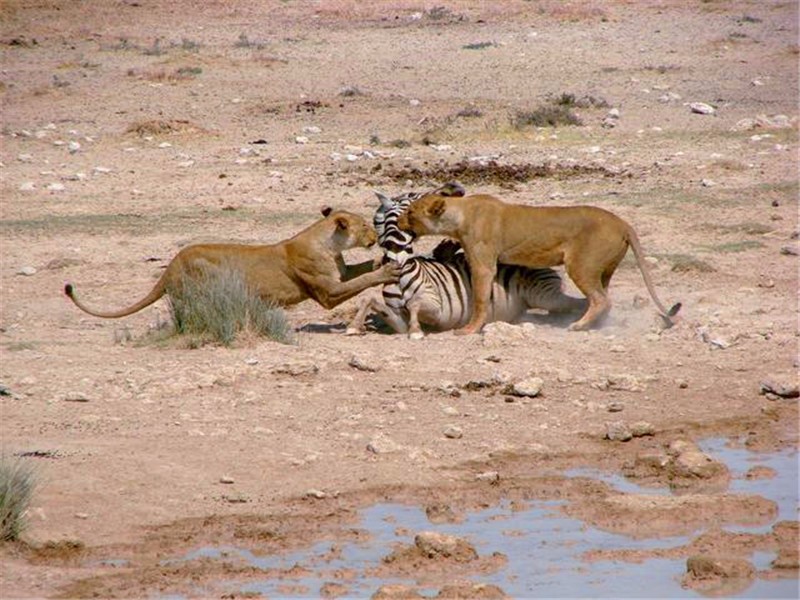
1 0 798 597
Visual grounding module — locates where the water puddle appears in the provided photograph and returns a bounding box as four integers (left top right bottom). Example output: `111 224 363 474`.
168 438 798 598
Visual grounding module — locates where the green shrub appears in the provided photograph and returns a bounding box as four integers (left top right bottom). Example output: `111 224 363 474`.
0 456 36 542
169 267 295 346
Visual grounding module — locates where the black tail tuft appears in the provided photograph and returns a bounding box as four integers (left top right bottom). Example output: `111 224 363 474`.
667 302 682 317
64 283 74 297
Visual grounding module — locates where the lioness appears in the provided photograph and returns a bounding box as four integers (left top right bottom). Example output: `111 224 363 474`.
65 207 399 319
397 193 681 334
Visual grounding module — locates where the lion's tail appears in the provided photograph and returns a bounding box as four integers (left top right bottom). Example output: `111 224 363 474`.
64 276 168 319
626 228 682 325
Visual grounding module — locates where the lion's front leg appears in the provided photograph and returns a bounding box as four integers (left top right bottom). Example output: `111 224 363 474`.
455 259 495 336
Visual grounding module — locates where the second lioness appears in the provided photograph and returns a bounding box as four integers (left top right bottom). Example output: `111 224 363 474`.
397 193 680 334
65 207 399 319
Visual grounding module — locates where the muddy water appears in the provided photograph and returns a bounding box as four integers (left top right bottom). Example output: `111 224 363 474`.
173 439 798 598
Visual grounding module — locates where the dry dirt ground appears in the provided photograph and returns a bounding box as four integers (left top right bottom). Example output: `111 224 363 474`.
0 1 798 597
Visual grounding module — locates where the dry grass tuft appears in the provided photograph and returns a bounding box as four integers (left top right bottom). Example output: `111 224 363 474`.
168 267 295 347
1 456 36 542
125 119 205 137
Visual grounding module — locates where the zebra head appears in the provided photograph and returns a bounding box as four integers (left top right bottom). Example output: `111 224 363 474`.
373 191 420 266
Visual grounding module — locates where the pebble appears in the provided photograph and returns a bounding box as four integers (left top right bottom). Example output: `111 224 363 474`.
759 380 799 399
74 513 90 520
219 476 234 484
701 179 716 187
605 421 633 442
690 102 716 115
16 266 37 276
68 141 81 153
607 402 624 412
64 393 89 402
475 471 500 484
295 136 309 144
93 166 111 174
244 357 259 366
367 433 401 454
509 376 544 398
780 245 798 256
46 183 65 191
443 425 463 439
18 153 33 162
442 406 459 416
302 125 321 134
19 182 36 191
348 355 379 372
630 421 655 437
414 531 477 561
305 489 327 499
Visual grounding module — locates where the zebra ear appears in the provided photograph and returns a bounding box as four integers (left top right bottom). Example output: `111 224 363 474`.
428 197 446 217
321 206 333 217
375 192 393 209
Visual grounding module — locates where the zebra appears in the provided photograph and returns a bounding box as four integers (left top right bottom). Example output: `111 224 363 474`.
346 188 588 339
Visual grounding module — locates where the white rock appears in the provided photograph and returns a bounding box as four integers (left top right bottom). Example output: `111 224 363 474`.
46 183 66 191
17 153 33 162
345 154 359 162
443 425 463 439
409 98 421 106
295 136 309 144
511 376 544 397
690 102 716 115
302 125 321 134
93 166 111 174
177 160 195 168
19 182 36 191
16 266 37 276
68 141 81 153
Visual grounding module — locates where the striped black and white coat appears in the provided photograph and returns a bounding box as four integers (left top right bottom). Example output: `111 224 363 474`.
347 190 587 339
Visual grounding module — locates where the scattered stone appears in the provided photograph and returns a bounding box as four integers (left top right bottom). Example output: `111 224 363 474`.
68 141 81 153
295 135 309 144
339 85 363 97
507 376 543 398
658 91 682 103
701 178 716 187
759 380 799 399
443 425 463 439
219 476 235 484
630 421 655 437
19 182 36 191
92 166 112 174
17 153 33 162
302 125 321 134
690 102 716 115
244 357 259 366
607 402 624 412
64 393 89 403
475 471 500 484
425 503 460 524
74 513 89 520
442 406 459 416
272 362 319 376
669 440 727 479
605 421 633 442
348 355 379 372
414 531 477 562
305 489 327 499
46 182 65 192
16 266 37 276
593 374 644 392
779 244 798 256
367 433 401 454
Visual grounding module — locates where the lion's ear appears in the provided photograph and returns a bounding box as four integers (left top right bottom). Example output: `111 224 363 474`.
321 206 333 217
334 216 349 230
428 197 446 217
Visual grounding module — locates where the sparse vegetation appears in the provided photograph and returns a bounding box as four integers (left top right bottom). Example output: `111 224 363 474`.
552 92 609 108
664 254 717 273
169 267 295 346
703 240 765 253
1 456 36 542
462 41 495 50
511 105 582 129
235 33 266 50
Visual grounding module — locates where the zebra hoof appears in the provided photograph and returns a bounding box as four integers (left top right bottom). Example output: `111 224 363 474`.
408 331 425 340
344 327 364 336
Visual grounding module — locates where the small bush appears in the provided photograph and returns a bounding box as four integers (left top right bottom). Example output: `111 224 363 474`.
169 267 295 346
512 105 582 128
1 456 36 542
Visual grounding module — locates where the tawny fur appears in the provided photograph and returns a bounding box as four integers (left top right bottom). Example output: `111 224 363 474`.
65 209 398 319
397 193 680 334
